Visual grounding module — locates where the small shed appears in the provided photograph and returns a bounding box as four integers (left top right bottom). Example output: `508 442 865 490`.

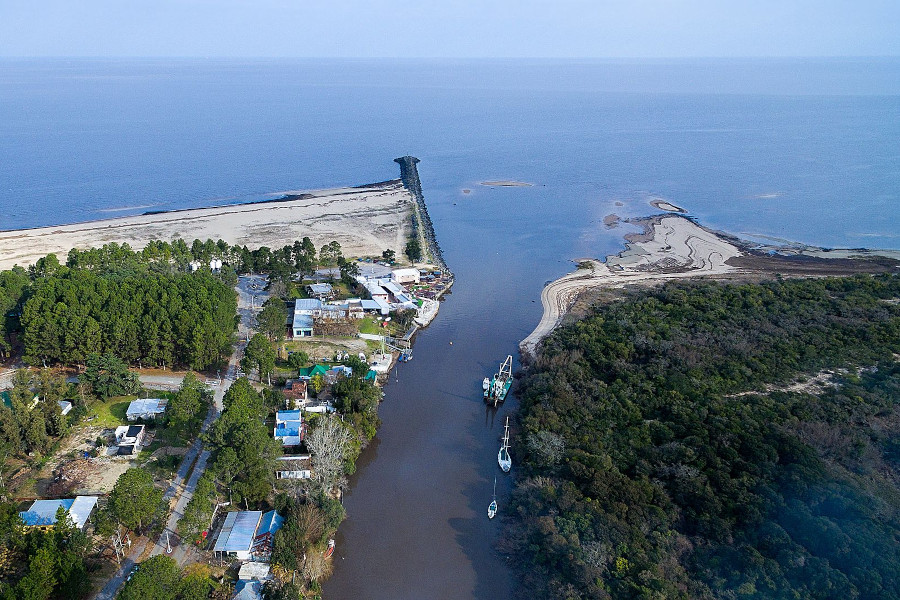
57 400 73 416
297 365 329 380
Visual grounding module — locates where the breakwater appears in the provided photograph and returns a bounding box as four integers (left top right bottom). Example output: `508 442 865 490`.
394 156 451 274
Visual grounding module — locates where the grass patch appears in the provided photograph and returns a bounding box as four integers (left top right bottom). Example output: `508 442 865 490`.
357 318 384 335
87 395 136 427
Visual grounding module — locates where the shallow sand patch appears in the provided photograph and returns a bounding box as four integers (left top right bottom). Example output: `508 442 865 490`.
479 180 533 187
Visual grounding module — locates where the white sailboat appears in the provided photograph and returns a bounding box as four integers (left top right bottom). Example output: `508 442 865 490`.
488 477 497 519
498 416 511 473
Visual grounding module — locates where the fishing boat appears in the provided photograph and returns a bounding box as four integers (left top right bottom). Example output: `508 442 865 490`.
488 477 497 519
484 355 513 406
498 416 511 473
324 539 335 558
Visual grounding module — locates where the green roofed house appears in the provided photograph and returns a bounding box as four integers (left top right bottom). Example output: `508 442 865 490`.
298 364 329 379
365 369 378 382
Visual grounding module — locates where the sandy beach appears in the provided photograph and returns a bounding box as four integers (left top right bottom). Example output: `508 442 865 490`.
0 180 413 271
520 215 900 358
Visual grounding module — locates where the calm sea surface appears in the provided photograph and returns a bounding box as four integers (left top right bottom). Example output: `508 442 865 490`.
1 58 898 599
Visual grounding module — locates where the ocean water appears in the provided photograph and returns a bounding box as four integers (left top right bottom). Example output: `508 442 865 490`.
2 58 899 599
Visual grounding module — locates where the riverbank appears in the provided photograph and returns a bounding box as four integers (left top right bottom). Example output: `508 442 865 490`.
0 179 413 271
520 214 900 358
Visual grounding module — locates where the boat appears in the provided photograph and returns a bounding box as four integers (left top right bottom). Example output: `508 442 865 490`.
498 416 511 473
324 539 335 559
488 477 497 519
484 355 513 406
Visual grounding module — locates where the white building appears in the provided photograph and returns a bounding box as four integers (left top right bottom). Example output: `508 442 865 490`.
19 496 99 530
126 398 168 421
275 456 312 480
391 268 420 284
114 424 145 455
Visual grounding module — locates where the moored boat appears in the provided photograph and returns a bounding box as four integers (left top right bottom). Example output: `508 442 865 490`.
498 416 511 473
324 539 335 558
488 477 497 519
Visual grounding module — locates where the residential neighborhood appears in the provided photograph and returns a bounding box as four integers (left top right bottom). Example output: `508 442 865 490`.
0 236 453 600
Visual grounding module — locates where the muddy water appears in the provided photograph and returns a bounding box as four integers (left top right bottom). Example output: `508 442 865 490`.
322 167 612 599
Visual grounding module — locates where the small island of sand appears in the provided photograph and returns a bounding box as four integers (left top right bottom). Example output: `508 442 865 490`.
650 199 687 213
0 181 414 271
479 180 533 187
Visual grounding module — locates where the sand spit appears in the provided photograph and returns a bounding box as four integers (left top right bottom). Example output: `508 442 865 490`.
0 181 413 270
520 215 900 358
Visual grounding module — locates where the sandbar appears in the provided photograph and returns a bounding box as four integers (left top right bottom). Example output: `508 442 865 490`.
0 181 413 271
479 180 533 187
520 215 900 358
650 199 686 213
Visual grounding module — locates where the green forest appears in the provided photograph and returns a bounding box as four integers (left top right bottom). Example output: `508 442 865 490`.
510 274 900 600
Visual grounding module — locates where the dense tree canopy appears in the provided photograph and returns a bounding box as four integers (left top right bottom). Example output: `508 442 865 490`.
0 504 91 600
107 468 164 532
206 378 281 506
21 266 236 370
511 275 900 600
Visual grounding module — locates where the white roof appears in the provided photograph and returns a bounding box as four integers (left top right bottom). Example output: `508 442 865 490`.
238 562 272 581
392 268 420 278
213 511 262 553
19 495 98 530
294 298 323 313
126 398 167 418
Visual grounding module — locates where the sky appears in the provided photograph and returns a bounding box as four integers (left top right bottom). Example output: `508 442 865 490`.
1 0 898 58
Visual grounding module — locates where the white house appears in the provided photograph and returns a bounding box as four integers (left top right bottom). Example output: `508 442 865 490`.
391 268 420 284
126 398 168 421
114 425 145 455
275 456 312 480
57 400 72 416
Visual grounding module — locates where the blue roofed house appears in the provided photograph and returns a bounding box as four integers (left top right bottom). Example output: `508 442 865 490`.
273 410 304 447
251 510 284 557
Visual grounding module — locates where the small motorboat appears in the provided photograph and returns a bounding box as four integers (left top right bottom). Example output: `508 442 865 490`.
324 539 335 559
488 477 497 519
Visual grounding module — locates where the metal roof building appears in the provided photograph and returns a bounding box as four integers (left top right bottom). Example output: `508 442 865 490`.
126 398 168 421
19 495 98 530
213 511 263 560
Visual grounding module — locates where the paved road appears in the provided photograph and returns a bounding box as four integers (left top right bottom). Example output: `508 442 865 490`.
93 275 263 598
